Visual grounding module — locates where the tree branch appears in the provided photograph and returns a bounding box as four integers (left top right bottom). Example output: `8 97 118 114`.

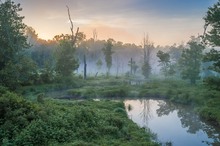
66 5 79 46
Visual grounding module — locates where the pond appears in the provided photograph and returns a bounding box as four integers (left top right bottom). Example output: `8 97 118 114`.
124 99 220 146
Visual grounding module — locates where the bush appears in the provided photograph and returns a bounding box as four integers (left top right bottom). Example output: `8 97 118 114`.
0 88 158 145
101 87 128 98
0 91 41 145
204 76 220 90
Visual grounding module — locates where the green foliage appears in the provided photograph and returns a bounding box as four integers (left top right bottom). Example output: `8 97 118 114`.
157 50 170 64
0 89 158 145
142 36 154 79
203 0 220 46
26 27 56 69
179 37 205 84
102 39 114 75
139 79 220 126
203 76 220 90
0 0 28 70
0 1 36 89
55 40 79 77
157 50 175 77
101 87 128 98
202 0 220 91
200 98 220 126
68 86 129 99
0 91 41 145
0 56 38 89
142 60 151 79
39 60 55 84
204 49 220 73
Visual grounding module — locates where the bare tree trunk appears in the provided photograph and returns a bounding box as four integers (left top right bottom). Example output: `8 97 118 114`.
84 54 87 79
130 58 133 75
66 5 79 46
95 72 98 77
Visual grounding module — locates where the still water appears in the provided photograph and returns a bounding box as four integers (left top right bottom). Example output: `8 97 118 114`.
124 99 220 146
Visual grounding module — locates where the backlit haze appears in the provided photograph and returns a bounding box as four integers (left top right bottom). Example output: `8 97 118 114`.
14 0 217 46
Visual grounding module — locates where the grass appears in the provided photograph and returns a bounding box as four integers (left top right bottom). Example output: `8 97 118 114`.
19 76 220 127
9 75 220 145
0 88 158 146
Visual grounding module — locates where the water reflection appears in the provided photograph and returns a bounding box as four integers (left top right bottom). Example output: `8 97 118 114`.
124 99 220 146
139 99 152 127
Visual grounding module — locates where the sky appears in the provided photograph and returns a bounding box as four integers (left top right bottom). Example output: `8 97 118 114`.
13 0 218 46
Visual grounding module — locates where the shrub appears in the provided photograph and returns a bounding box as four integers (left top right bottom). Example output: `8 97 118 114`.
0 91 40 145
204 76 220 90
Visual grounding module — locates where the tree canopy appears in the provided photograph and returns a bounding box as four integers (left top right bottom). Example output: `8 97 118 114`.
55 40 79 77
0 0 35 89
102 39 114 75
157 50 175 77
0 0 28 69
179 37 205 84
203 0 220 46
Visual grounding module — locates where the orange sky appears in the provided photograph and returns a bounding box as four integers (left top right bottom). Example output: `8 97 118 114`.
14 0 217 46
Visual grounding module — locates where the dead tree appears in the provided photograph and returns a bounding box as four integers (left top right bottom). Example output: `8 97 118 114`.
66 6 85 78
66 5 79 46
84 54 87 79
130 58 133 75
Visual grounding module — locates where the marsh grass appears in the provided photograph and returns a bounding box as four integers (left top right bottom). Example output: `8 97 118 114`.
0 88 158 146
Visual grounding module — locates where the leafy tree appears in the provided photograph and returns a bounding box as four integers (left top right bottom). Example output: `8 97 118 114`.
39 60 55 84
203 0 220 89
157 50 175 77
203 49 220 90
204 49 220 73
168 44 184 62
179 37 205 84
0 0 28 70
0 56 37 89
168 44 185 77
142 61 151 78
203 0 220 46
53 34 72 42
55 40 79 77
102 39 114 75
53 32 85 46
0 0 32 89
25 26 38 46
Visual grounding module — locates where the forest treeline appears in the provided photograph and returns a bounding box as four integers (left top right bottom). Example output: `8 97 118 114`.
0 0 220 145
1 0 220 90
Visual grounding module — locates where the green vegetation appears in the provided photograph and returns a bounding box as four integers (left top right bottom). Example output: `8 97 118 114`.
23 75 220 127
179 37 205 84
203 0 220 46
157 50 175 77
203 0 220 89
1 0 220 145
0 88 158 146
138 79 220 126
102 39 114 75
0 0 35 89
142 35 154 79
55 40 79 77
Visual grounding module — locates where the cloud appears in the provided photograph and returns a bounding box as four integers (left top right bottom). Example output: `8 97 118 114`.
13 0 217 45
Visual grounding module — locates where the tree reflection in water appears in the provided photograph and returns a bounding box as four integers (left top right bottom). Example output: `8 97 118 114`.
139 99 152 128
156 100 220 145
124 99 220 145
